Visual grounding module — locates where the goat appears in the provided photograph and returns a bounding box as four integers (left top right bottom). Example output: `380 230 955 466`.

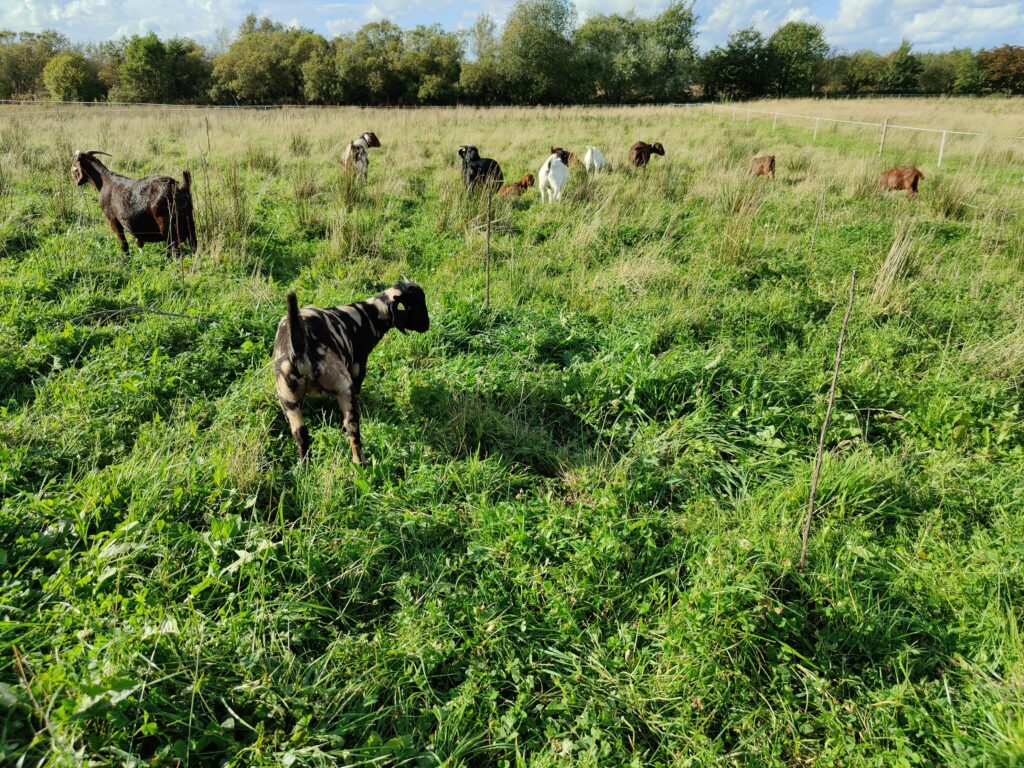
498 173 535 197
273 281 430 463
549 146 583 167
583 146 607 173
71 150 196 256
752 155 776 178
539 149 570 203
629 141 665 169
880 166 924 198
341 131 382 180
459 145 504 192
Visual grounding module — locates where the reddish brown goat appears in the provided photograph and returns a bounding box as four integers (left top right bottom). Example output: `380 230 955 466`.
879 166 924 198
752 155 776 178
629 141 665 169
497 173 536 197
72 150 196 255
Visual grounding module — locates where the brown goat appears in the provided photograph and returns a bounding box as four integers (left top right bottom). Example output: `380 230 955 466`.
71 150 196 255
880 166 925 197
549 146 583 167
629 141 665 169
498 173 536 197
752 155 776 178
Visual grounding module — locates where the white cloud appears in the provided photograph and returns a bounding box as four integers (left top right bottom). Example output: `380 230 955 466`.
0 0 1021 51
325 17 360 35
826 0 1024 50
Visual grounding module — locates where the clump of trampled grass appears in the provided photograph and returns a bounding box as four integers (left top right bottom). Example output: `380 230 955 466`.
243 143 281 175
870 219 917 312
288 133 311 156
927 170 979 220
705 167 769 263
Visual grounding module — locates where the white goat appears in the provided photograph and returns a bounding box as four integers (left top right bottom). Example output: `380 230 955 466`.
583 146 606 173
538 149 570 203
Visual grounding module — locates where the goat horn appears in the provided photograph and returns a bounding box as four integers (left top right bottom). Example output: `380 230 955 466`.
84 150 112 157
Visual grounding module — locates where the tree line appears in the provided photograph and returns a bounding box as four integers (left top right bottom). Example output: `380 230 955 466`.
2 0 1023 106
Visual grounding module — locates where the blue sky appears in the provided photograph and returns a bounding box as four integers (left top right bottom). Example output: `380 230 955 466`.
2 0 1021 52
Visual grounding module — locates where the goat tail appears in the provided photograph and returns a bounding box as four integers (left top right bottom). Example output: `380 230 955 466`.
286 291 307 358
170 174 198 252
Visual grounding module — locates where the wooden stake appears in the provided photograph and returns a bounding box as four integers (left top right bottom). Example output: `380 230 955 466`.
799 269 857 571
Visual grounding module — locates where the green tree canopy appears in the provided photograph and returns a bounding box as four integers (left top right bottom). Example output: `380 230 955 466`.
880 40 922 93
43 51 101 101
459 15 504 104
211 17 326 104
767 22 828 96
0 30 70 98
115 34 169 101
401 25 463 104
701 27 769 100
497 0 577 104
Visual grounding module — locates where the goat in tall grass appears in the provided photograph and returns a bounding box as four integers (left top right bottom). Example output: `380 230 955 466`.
539 149 570 203
629 141 665 169
880 166 924 198
459 145 504 192
752 155 776 178
583 146 607 173
342 131 382 180
71 149 196 256
273 281 430 463
498 173 535 197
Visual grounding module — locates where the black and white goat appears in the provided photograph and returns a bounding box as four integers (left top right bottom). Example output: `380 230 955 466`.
538 148 570 203
71 149 196 256
342 131 382 180
458 145 503 192
273 281 430 463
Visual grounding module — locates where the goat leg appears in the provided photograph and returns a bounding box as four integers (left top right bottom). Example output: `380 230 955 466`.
108 217 130 253
338 387 363 464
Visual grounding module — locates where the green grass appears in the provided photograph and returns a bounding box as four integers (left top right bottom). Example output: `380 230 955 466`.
1 102 1024 766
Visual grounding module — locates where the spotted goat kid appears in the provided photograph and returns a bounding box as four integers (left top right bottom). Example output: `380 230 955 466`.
273 281 430 463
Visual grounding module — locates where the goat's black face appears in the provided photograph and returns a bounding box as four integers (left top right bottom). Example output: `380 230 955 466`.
389 281 430 334
459 145 479 163
651 142 665 156
554 149 570 166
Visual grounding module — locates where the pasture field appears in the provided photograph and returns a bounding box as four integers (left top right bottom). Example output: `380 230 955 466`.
2 99 1024 765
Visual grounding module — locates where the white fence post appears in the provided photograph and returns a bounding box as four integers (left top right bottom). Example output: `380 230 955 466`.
772 112 778 130
878 118 889 156
746 108 751 124
813 117 820 141
937 130 947 167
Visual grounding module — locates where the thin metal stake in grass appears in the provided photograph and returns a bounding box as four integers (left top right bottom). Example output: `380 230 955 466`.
808 190 826 260
485 187 492 306
799 269 857 571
